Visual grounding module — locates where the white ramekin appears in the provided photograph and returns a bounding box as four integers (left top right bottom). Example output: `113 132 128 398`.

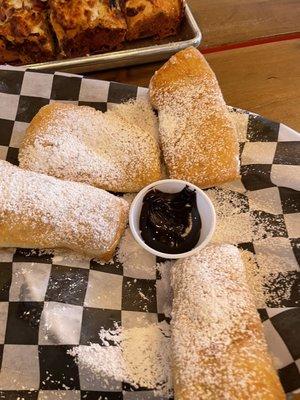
129 179 216 259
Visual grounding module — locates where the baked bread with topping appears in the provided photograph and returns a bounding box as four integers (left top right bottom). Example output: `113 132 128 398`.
49 0 127 57
122 0 183 41
0 0 55 64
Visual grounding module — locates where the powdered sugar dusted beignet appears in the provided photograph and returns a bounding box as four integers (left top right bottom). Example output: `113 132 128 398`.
0 160 128 260
171 244 285 399
19 101 162 193
150 47 240 188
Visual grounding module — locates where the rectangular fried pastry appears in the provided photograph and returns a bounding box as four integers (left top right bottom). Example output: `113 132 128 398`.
18 101 162 193
122 0 183 41
0 0 55 64
171 245 285 399
0 160 129 260
150 47 240 188
49 0 127 57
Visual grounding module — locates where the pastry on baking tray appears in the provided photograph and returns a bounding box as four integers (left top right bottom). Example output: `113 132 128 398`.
49 0 127 57
121 0 183 41
0 0 55 64
0 160 128 260
18 102 162 193
150 47 240 188
171 244 285 400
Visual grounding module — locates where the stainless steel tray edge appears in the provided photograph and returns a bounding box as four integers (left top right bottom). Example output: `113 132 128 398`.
26 3 201 74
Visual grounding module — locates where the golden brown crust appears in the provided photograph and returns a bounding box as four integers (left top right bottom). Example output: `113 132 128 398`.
19 102 162 193
0 160 129 260
150 47 240 188
104 205 128 260
172 245 285 399
49 0 127 57
0 207 127 262
0 0 55 64
122 0 183 40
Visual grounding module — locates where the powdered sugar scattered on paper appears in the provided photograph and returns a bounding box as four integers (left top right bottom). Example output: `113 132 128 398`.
117 228 157 276
206 187 298 307
69 322 172 397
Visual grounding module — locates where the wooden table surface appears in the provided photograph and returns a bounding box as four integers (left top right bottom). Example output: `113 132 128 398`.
88 0 300 131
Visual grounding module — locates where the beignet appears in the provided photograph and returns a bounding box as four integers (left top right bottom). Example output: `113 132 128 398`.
150 47 240 188
19 101 162 193
0 160 128 260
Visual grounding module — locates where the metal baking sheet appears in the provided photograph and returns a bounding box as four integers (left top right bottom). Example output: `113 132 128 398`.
25 2 201 74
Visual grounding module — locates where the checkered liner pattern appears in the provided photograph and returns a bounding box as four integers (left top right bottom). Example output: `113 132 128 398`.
0 66 299 400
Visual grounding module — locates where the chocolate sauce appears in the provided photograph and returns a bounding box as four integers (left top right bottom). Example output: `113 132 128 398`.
139 186 201 254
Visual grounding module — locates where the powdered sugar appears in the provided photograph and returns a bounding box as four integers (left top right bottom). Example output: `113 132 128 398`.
111 98 159 142
156 260 173 317
242 248 298 307
150 48 240 188
172 245 254 353
208 188 252 245
206 187 298 307
68 226 174 395
70 321 172 397
229 107 249 142
0 160 128 259
241 250 266 308
19 100 161 193
154 81 239 185
117 227 157 277
171 244 282 399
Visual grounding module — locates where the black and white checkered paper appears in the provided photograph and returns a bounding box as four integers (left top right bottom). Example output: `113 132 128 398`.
0 66 299 399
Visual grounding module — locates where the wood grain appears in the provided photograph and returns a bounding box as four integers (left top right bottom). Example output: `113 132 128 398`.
88 40 300 131
187 0 300 48
206 40 300 131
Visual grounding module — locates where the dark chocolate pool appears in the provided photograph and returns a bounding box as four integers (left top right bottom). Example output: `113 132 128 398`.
139 185 201 254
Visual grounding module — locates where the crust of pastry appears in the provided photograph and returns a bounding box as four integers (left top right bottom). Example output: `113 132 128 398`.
171 245 285 399
150 47 240 188
0 160 128 260
19 102 162 193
